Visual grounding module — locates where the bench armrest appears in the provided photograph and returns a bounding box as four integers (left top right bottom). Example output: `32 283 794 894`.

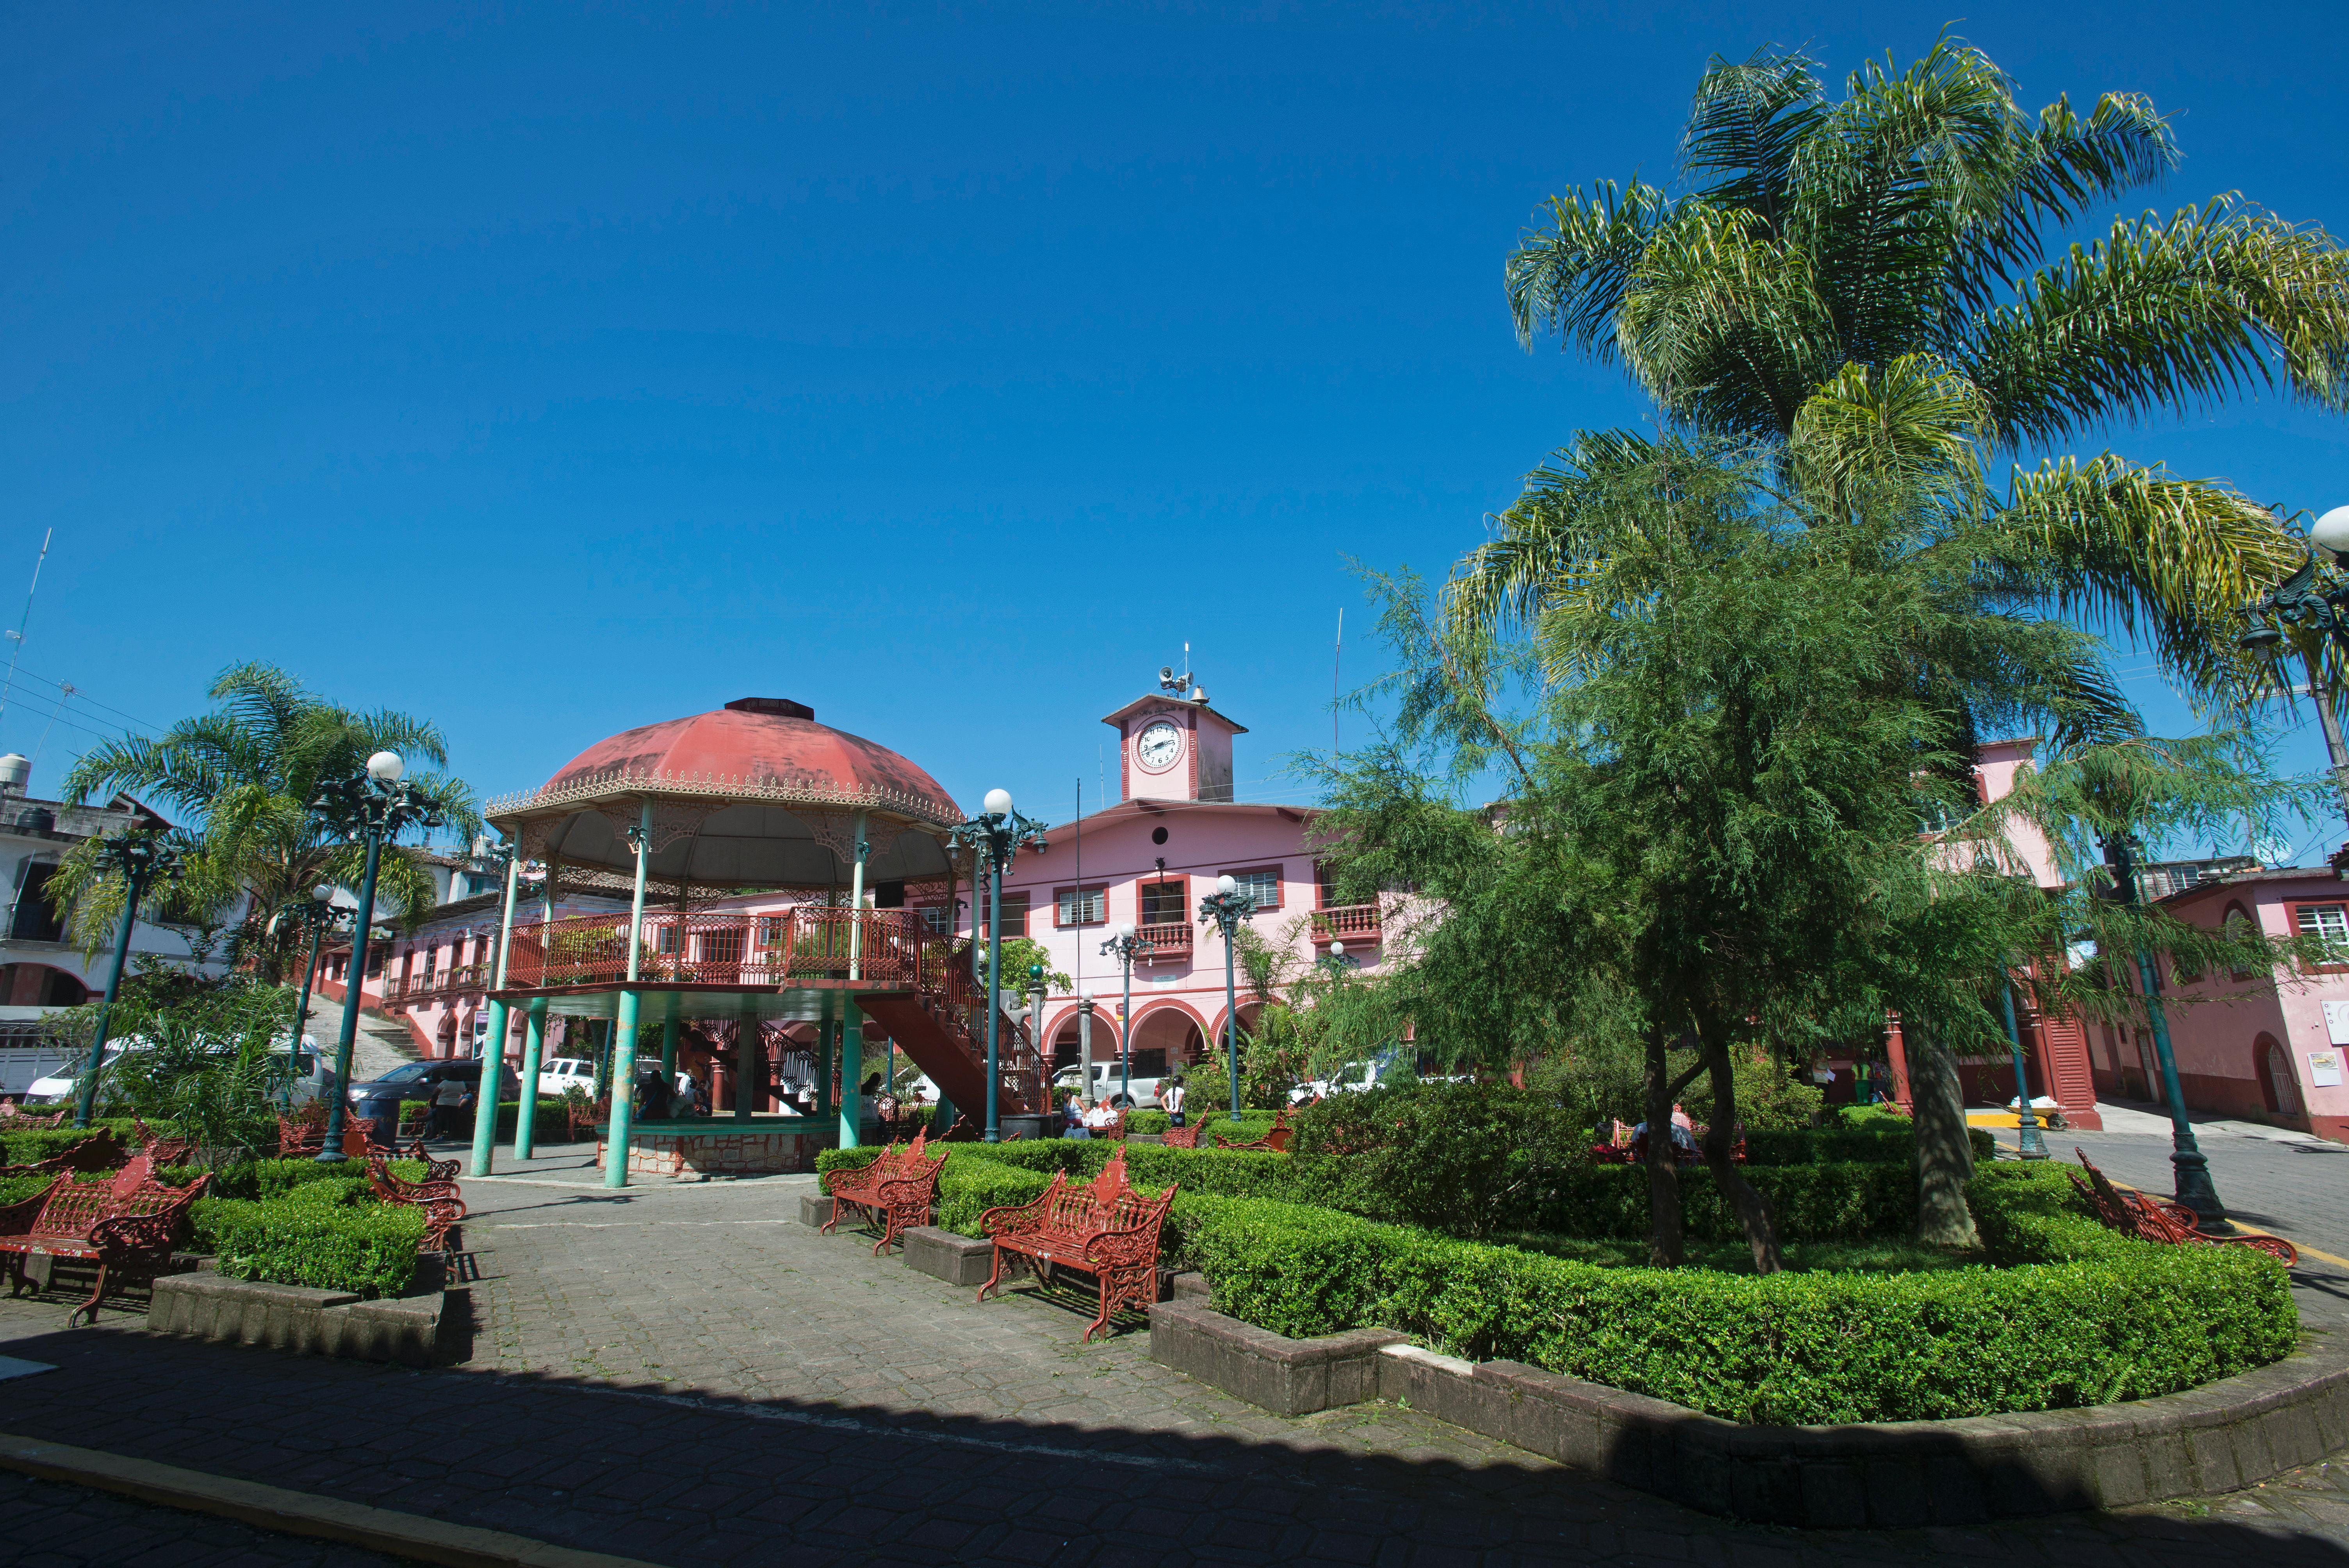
1080 1219 1169 1271
978 1192 1054 1238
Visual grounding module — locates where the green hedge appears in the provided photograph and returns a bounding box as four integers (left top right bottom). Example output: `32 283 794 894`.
2 1118 152 1167
1125 1108 1281 1138
1741 1124 1996 1165
1159 1164 2295 1426
189 1195 425 1299
841 1139 1923 1245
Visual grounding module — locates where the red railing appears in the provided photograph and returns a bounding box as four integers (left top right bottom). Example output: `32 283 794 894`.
1136 921 1193 961
1309 903 1381 943
500 907 1050 1112
503 908 942 991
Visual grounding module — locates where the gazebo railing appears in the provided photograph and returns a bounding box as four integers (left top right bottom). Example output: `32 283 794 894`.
500 907 1046 1112
503 907 944 990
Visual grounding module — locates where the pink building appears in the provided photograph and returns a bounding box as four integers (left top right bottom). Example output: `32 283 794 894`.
991 688 1380 1088
2116 868 2349 1144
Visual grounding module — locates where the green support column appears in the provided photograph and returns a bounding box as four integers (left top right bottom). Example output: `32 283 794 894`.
839 1003 863 1148
735 998 761 1119
513 997 549 1159
661 1016 679 1082
606 992 642 1187
816 1016 836 1124
604 799 655 1190
467 850 524 1179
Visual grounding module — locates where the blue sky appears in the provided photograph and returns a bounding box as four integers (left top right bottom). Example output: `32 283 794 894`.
4 2 2345 858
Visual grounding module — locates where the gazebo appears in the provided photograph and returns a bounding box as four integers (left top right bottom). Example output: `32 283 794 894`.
477 697 1045 1186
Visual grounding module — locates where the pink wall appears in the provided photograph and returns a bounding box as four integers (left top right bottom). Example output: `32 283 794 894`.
2155 872 2349 1143
991 800 1368 1078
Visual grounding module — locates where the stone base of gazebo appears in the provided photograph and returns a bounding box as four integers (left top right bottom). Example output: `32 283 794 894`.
597 1119 836 1178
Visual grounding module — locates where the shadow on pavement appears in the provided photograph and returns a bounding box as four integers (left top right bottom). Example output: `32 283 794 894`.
0 1313 2347 1568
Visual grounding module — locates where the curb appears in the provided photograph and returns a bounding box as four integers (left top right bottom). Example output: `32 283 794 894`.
1148 1303 2349 1527
0 1432 663 1568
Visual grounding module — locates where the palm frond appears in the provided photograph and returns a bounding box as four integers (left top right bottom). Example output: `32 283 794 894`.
1506 180 1677 355
1960 199 2349 445
1679 46 1827 235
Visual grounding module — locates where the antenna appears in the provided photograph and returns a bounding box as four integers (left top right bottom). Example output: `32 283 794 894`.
0 529 53 735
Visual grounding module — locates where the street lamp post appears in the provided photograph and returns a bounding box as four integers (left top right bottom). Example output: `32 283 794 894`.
1197 874 1259 1124
2104 833 2232 1229
1100 921 1153 1109
2240 505 2349 824
72 830 185 1128
946 788 1047 1142
274 883 343 1105
1996 973 2050 1161
310 750 446 1164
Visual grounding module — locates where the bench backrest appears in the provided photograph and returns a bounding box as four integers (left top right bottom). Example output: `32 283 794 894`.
1036 1148 1173 1237
27 1159 204 1242
2068 1147 2194 1244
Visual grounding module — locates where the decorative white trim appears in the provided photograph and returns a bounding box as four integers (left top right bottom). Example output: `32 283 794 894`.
485 766 959 831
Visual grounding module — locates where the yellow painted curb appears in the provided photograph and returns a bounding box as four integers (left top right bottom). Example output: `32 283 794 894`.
0 1432 668 1568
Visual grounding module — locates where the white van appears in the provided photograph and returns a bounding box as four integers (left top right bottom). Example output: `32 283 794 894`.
536 1057 596 1097
1052 1061 1165 1110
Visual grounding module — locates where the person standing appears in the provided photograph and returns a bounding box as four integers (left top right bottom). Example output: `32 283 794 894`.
1163 1075 1187 1129
430 1073 467 1138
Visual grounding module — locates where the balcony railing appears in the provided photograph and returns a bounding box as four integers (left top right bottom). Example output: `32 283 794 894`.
502 908 984 995
1136 921 1193 962
386 962 490 1001
1309 903 1381 943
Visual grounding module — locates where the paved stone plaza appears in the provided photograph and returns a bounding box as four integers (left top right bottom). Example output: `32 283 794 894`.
2 1129 2349 1564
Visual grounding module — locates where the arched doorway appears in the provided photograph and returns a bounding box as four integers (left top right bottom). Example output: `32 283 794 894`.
436 1013 458 1058
2256 1034 2301 1117
1130 1005 1205 1081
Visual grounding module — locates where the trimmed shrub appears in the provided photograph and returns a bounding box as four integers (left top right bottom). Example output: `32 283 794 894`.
191 1157 425 1202
1292 1083 1588 1238
934 1152 1055 1236
1 1118 152 1167
1164 1162 2296 1425
191 1196 426 1299
0 1171 57 1208
1125 1108 1281 1138
1741 1124 1996 1165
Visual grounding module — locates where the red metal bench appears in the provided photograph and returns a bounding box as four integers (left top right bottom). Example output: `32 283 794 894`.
1212 1107 1294 1153
0 1156 210 1324
1158 1118 1207 1149
2067 1148 2297 1265
402 1138 460 1185
976 1146 1177 1340
364 1149 465 1254
820 1131 946 1254
133 1116 195 1168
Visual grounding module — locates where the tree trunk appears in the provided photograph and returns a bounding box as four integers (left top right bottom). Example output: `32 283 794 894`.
1699 1041 1784 1274
1910 1028 1980 1249
1641 1025 1685 1267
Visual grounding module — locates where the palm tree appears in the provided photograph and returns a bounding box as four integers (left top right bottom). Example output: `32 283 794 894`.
1431 37 2347 1242
52 662 481 977
1484 36 2349 697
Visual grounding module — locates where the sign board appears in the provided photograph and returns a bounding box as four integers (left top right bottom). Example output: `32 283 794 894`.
2311 1050 2344 1089
2328 1002 2349 1047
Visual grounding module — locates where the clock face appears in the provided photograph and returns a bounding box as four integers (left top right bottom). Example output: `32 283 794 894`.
1136 720 1183 772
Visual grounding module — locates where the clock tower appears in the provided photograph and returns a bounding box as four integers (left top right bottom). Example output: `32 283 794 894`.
1101 686 1247 804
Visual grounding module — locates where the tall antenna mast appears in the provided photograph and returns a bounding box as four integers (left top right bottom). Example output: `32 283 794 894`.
0 529 52 733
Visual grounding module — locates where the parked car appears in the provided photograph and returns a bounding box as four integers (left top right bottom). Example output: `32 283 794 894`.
20 1037 150 1106
347 1058 522 1144
1051 1061 1164 1110
535 1057 596 1097
1289 1057 1406 1104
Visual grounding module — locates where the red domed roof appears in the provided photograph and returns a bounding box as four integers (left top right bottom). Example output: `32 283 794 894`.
519 697 960 827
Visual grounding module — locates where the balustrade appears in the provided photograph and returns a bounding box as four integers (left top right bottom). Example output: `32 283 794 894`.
1308 903 1381 943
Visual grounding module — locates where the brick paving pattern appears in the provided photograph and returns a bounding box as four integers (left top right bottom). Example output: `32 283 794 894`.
0 1469 416 1566
0 1138 2344 1563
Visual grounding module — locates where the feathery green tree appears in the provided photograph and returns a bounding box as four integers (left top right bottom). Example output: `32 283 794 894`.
53 663 480 977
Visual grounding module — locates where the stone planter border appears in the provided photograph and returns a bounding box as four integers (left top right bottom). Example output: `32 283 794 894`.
1148 1296 2349 1527
148 1256 449 1367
